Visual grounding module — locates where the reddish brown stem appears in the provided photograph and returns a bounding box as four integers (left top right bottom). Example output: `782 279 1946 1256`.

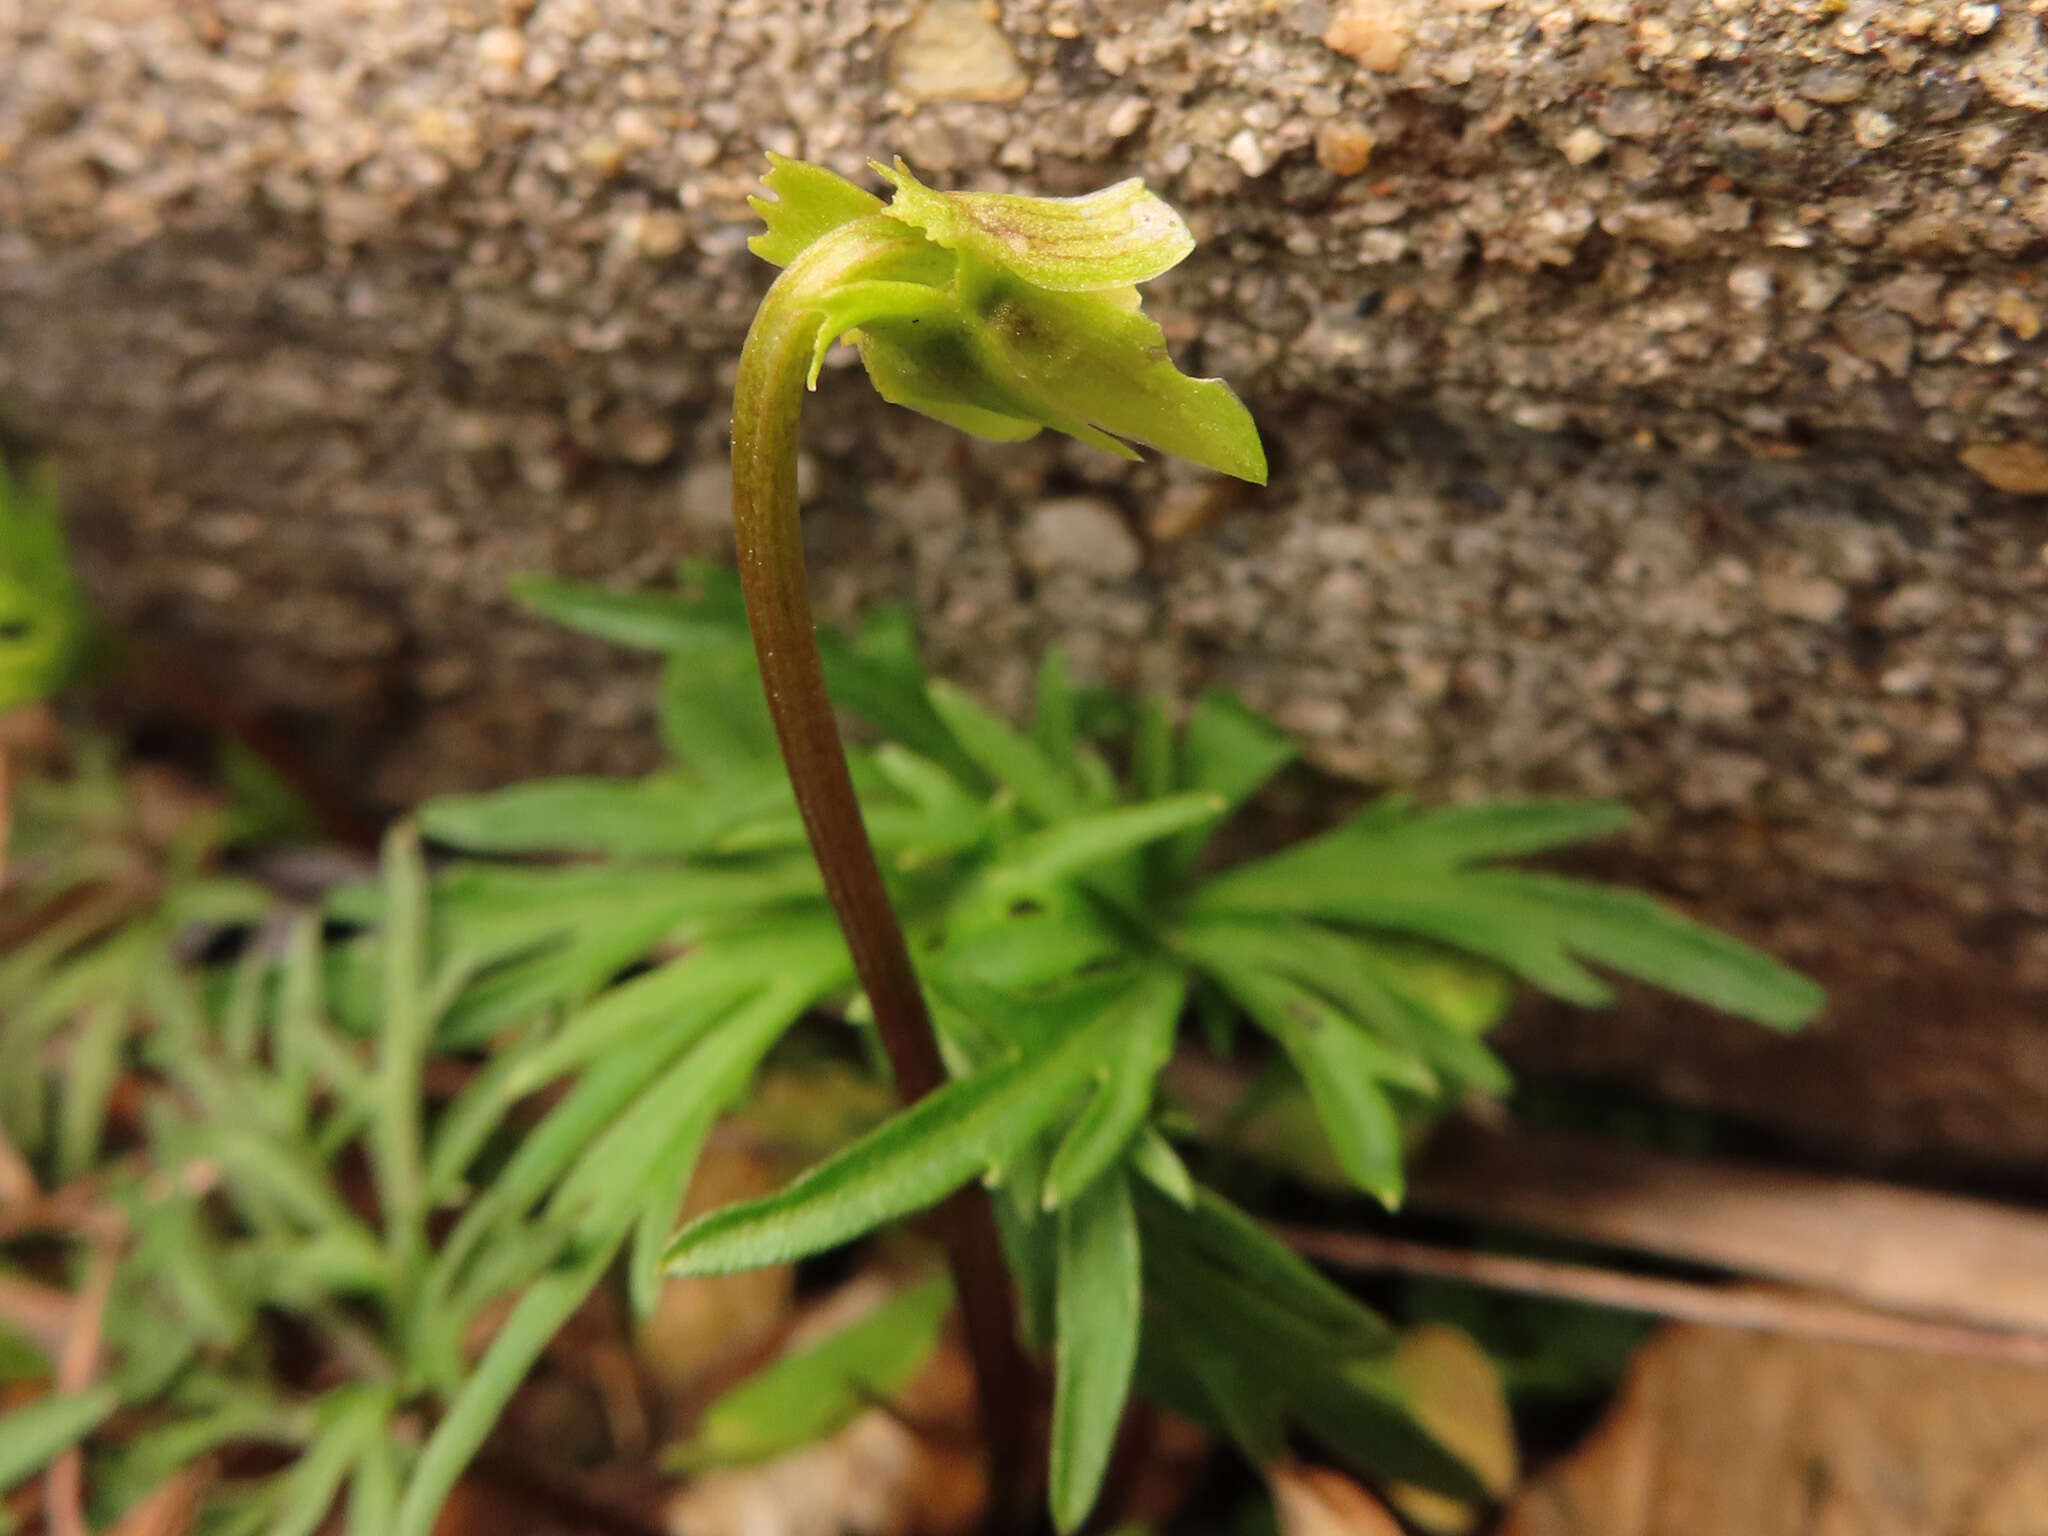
729 217 1038 1529
0 737 13 891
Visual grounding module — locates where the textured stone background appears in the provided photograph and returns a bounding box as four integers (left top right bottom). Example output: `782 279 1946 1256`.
3 0 2048 1169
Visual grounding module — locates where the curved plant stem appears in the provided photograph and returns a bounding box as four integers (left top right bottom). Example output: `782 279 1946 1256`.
729 216 1036 1526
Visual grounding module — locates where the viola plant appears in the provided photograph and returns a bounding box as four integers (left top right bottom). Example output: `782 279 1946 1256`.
661 156 1826 1532
718 154 1268 1522
0 172 1823 1536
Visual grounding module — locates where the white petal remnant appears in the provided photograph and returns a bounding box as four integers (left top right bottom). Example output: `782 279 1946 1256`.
874 159 1194 291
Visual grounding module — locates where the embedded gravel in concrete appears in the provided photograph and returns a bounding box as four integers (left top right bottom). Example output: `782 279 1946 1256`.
4 0 2048 1165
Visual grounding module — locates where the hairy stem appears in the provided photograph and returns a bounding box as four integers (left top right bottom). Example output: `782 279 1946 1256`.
729 217 1036 1525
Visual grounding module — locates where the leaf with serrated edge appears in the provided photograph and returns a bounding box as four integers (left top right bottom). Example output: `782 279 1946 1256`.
934 907 1125 995
426 917 845 1201
1475 871 1823 1029
747 152 887 268
548 973 827 1240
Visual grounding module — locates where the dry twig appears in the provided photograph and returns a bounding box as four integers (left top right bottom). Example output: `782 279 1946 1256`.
0 1161 131 1242
1275 1225 2048 1369
104 1461 212 1536
44 1221 124 1536
1410 1126 2048 1336
0 1271 75 1363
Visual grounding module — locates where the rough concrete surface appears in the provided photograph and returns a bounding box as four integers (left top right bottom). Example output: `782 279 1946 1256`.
3 0 2048 1166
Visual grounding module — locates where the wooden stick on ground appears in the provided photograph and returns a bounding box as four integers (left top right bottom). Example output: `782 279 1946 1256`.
1275 1225 2048 1368
1410 1124 2048 1337
0 1271 75 1363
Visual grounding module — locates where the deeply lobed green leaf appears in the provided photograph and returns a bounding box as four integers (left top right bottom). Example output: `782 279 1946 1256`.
1192 799 1824 1031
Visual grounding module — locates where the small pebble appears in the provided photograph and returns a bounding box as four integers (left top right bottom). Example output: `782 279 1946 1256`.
1798 67 1866 104
1993 290 2042 341
1596 94 1665 141
625 210 689 259
1559 126 1608 166
605 407 675 466
1225 128 1274 178
1977 15 2048 112
477 25 526 73
891 0 1029 103
1851 109 1898 149
1728 266 1775 308
1956 124 2010 168
1323 0 1413 72
1017 496 1142 580
1760 572 1847 623
1315 121 1375 176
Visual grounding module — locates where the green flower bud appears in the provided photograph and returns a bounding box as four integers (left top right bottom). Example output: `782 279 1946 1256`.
747 155 1266 485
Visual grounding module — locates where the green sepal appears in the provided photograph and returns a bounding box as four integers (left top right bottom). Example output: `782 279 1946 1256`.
857 277 1264 479
748 152 886 268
